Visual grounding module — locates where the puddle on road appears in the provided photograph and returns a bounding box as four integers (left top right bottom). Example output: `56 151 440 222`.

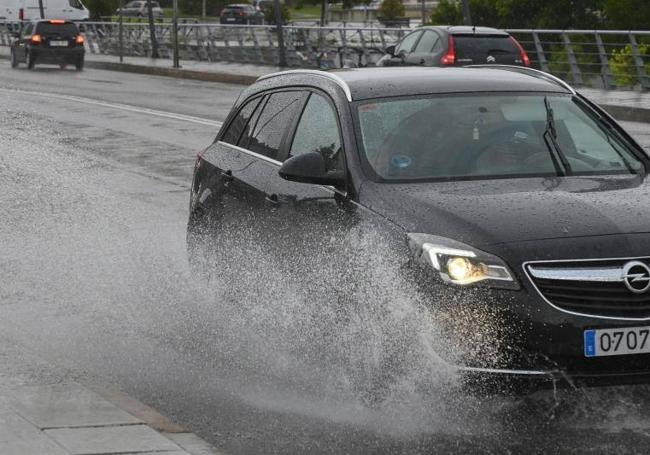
2 105 650 453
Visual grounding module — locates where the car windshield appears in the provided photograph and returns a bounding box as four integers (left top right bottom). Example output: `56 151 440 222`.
356 93 645 181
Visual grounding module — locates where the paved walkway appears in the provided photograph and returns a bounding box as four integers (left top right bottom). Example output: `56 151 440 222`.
0 338 222 455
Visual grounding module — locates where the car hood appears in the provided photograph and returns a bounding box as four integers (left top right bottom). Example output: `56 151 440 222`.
360 175 650 247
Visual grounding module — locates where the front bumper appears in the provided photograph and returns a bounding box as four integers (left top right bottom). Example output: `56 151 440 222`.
456 364 650 393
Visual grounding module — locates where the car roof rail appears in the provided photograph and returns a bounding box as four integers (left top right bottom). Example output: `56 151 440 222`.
466 64 576 94
256 69 353 102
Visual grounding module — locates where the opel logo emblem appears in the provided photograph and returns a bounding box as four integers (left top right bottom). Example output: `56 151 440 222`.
487 55 496 63
622 261 650 294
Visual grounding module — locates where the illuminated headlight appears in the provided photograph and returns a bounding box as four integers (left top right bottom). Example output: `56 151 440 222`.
408 233 519 290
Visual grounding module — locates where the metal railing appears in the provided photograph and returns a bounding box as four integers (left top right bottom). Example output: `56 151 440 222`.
2 22 650 90
73 22 407 68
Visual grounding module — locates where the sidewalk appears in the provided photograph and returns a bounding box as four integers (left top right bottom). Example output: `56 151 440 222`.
0 338 223 455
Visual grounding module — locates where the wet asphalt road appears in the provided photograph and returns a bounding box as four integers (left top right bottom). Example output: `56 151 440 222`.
3 63 650 454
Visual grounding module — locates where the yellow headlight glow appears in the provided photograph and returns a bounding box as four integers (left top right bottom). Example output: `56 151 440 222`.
446 257 487 284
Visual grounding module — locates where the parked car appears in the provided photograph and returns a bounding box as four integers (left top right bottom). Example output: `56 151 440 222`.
378 26 530 67
0 0 89 21
10 19 85 70
116 1 164 19
187 66 650 394
219 4 264 24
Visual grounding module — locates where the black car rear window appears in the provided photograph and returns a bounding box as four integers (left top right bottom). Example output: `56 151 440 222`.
454 35 518 61
36 23 78 37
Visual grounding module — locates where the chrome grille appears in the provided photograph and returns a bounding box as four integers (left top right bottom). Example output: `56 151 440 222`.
526 258 650 319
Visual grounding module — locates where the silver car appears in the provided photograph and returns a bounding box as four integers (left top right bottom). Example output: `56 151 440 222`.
116 1 164 19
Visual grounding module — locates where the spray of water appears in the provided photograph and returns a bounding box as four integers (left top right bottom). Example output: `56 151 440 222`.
4 104 650 451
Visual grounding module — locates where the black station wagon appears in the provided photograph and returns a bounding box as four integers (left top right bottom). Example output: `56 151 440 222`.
187 66 650 393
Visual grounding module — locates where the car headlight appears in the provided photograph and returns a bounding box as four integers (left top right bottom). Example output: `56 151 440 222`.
407 233 519 290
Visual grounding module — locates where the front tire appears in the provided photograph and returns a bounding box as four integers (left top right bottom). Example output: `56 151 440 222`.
10 49 18 68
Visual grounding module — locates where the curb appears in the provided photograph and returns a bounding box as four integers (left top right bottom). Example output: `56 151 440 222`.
599 103 650 124
84 59 260 85
89 384 227 455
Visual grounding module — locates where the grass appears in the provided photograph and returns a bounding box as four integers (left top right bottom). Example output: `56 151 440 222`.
289 5 321 19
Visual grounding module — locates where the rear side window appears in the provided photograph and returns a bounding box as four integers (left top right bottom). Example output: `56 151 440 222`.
396 31 421 55
246 91 304 160
22 23 34 36
221 97 262 145
413 31 439 53
36 23 79 37
454 35 519 63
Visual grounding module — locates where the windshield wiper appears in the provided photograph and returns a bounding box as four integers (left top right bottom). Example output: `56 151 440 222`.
543 96 572 176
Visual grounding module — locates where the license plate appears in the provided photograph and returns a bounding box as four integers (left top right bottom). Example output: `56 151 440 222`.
50 40 68 47
226 17 235 21
584 326 650 357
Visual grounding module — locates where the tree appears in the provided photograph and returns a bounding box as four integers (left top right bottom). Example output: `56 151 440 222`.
378 0 404 20
431 0 604 29
430 0 461 24
263 2 291 23
84 0 120 20
603 0 650 30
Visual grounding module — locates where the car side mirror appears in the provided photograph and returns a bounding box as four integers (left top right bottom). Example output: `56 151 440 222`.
278 152 345 186
385 44 396 56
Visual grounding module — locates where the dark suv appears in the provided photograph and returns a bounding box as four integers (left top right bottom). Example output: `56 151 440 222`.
10 20 85 71
187 66 650 393
378 26 529 67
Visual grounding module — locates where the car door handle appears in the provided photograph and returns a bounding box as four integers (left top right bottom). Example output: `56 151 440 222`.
264 194 279 206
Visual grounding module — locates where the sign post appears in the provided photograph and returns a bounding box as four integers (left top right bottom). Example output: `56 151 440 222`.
119 0 124 63
173 0 180 68
273 0 287 67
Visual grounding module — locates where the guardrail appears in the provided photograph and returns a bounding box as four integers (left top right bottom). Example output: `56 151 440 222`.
1 22 649 90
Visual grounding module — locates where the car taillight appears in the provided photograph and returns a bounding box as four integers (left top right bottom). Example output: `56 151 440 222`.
19 8 24 21
76 35 85 45
440 35 456 66
49 19 65 24
510 36 530 67
31 34 42 44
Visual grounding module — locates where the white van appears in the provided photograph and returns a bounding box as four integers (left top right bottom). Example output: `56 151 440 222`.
0 0 90 22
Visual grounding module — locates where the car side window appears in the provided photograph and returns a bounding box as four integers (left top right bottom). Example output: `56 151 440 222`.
289 93 343 173
414 31 439 53
69 0 84 9
247 91 304 161
221 96 262 146
396 31 421 55
22 23 33 37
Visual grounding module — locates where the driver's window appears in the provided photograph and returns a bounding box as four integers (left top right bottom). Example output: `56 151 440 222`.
395 31 422 55
289 93 343 173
